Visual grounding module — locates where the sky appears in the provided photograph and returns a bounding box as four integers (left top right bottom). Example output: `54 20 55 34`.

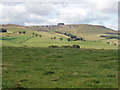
0 0 119 30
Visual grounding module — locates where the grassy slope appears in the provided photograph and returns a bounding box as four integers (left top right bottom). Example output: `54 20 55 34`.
32 24 115 40
1 35 118 49
1 24 35 35
1 24 119 49
24 37 118 49
2 47 118 88
60 25 114 40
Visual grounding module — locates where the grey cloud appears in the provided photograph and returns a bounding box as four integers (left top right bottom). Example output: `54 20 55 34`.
0 1 118 30
24 2 56 16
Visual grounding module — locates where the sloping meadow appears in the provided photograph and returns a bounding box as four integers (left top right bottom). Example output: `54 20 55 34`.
2 47 118 88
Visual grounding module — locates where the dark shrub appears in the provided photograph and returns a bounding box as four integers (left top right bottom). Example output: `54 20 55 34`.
35 34 38 37
32 33 35 36
19 31 22 34
44 71 55 75
60 37 63 40
71 45 80 48
61 45 71 48
67 38 71 41
107 42 110 44
23 31 26 34
53 37 56 39
48 45 59 48
51 37 53 39
114 43 117 45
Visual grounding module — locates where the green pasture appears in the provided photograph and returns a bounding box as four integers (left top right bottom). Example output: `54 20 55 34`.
2 47 118 88
1 34 118 49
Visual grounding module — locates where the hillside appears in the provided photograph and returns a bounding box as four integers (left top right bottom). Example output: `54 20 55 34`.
30 24 115 40
1 24 119 49
2 24 115 41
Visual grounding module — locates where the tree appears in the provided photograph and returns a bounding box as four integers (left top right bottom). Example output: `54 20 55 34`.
35 34 38 37
19 31 21 34
64 33 67 35
53 37 56 39
60 37 63 40
39 35 42 37
67 38 71 41
23 31 26 34
51 37 53 39
70 35 77 39
32 33 35 36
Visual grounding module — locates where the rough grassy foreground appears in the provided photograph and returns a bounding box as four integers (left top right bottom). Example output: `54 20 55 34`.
2 47 118 88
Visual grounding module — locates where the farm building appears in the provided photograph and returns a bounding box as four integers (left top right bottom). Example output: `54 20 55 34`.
57 23 65 25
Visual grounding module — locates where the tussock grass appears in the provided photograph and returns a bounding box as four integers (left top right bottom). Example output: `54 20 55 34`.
2 47 118 88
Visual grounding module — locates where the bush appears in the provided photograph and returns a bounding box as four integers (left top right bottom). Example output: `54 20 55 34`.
44 71 55 75
106 42 110 44
61 45 71 48
60 37 63 40
35 34 38 37
71 45 80 48
61 45 80 48
53 37 56 39
48 45 59 48
19 31 22 34
67 38 71 41
23 31 26 34
32 33 35 36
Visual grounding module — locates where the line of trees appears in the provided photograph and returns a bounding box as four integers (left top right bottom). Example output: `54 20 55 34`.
32 33 42 37
100 35 120 39
64 33 86 41
51 37 56 39
50 37 64 41
19 31 26 34
48 44 80 48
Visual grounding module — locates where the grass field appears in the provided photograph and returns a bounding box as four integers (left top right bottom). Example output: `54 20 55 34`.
2 47 118 88
32 24 114 40
1 36 119 49
1 32 119 49
1 24 119 88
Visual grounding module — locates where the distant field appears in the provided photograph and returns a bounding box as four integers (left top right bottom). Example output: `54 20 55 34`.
2 47 118 88
1 32 119 49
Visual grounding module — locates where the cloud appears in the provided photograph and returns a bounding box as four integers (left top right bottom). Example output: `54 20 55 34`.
0 1 118 30
25 2 56 16
0 3 26 24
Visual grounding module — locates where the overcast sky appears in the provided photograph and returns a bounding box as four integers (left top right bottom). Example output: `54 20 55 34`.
0 0 119 30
